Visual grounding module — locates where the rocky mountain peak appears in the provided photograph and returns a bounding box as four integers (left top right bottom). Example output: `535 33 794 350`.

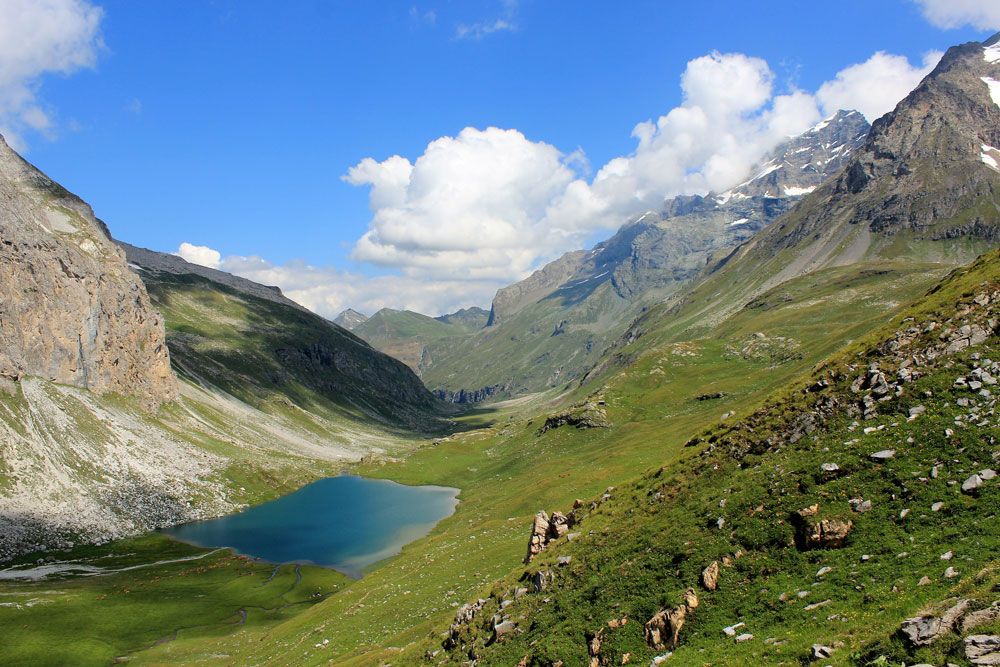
813 34 1000 238
704 34 1000 307
0 134 177 407
483 115 872 330
715 109 870 202
334 308 370 331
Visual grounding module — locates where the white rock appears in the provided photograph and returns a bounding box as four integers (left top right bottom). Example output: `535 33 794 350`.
723 622 746 637
962 475 984 494
812 644 833 659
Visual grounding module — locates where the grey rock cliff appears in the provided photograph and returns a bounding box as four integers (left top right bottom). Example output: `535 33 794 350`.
0 135 176 406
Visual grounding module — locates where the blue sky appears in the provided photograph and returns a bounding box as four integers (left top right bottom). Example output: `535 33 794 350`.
3 0 997 315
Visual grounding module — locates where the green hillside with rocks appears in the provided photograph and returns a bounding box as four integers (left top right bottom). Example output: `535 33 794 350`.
3 22 1000 667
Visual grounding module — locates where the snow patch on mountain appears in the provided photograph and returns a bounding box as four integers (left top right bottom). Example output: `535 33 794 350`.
981 144 1000 172
783 185 816 196
981 77 1000 107
985 43 1000 64
809 113 836 133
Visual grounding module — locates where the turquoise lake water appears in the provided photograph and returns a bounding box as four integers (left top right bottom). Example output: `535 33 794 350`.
162 476 459 578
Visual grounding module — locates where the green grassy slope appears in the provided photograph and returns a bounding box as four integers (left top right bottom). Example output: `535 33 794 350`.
353 308 476 376
433 249 1000 666
144 271 442 430
415 276 692 402
356 309 459 343
102 260 952 665
0 534 349 667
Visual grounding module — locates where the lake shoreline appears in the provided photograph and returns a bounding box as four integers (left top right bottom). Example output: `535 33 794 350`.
161 475 460 579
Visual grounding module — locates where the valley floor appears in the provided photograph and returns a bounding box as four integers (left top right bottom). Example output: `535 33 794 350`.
0 261 975 666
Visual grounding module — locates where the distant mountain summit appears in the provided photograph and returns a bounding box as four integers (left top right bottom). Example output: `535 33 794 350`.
351 307 489 376
717 109 869 201
366 112 870 402
487 109 871 324
334 308 369 331
435 306 490 331
698 33 1000 309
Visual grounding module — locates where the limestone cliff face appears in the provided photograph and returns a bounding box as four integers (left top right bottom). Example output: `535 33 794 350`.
0 135 176 406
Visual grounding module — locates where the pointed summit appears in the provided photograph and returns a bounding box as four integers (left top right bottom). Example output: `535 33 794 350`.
688 33 1000 317
333 308 369 331
717 109 869 201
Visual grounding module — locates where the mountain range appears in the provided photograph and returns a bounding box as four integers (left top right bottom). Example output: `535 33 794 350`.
342 109 872 401
0 29 999 667
0 144 443 559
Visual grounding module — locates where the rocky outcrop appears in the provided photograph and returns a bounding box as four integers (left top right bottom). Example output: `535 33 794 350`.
966 635 1000 665
701 561 720 591
963 603 1000 633
0 134 175 407
434 383 510 404
540 400 610 433
586 628 603 667
792 505 853 550
444 598 488 650
901 599 971 647
645 589 699 651
524 510 575 563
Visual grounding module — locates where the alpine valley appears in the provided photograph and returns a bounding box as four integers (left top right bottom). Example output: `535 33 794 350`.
0 26 999 667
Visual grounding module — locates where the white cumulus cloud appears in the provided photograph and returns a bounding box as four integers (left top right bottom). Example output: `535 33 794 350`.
344 51 825 291
175 242 222 269
912 0 1000 30
0 0 104 150
186 47 941 318
346 127 578 283
816 51 942 122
